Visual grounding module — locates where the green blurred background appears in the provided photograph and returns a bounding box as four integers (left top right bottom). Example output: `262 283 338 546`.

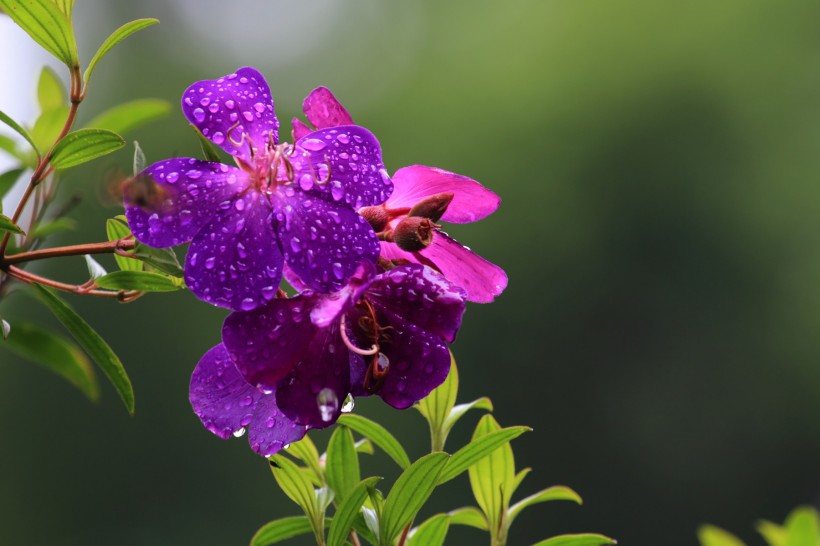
3 0 820 544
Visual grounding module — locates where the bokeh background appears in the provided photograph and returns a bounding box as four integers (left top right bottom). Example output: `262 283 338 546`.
2 0 820 544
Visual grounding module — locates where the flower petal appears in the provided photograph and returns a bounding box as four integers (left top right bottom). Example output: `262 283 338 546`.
181 66 279 162
388 165 500 224
367 265 465 343
302 86 354 130
374 307 451 409
291 117 312 141
185 191 283 311
223 295 318 392
247 393 308 457
294 125 393 208
275 189 379 293
189 344 262 440
125 159 248 248
276 323 350 428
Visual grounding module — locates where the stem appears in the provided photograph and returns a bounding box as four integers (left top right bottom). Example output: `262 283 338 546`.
396 521 413 546
4 265 137 301
3 238 135 265
348 531 361 546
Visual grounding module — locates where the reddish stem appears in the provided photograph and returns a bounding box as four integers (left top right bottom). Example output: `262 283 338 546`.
3 238 136 265
4 265 134 300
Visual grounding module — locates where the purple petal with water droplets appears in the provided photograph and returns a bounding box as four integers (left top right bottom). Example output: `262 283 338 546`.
373 306 451 409
367 265 465 343
292 117 312 141
181 67 279 162
223 295 319 392
275 189 379 293
387 165 500 224
276 323 350 428
294 125 393 208
185 191 283 311
302 86 354 130
125 159 248 248
247 393 308 457
347 351 370 398
189 344 263 440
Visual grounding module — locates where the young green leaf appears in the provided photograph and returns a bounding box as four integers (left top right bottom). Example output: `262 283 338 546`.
50 128 125 169
326 426 360 502
95 271 180 292
448 507 488 531
0 110 40 156
30 216 75 238
338 414 411 470
37 66 66 113
381 452 450 545
406 514 451 546
132 141 146 175
0 168 24 200
194 126 222 162
416 353 458 449
106 217 141 272
508 486 582 524
86 99 171 136
268 454 320 521
511 467 532 498
84 254 108 279
286 435 324 483
438 425 530 484
51 0 74 17
327 476 382 546
0 213 25 235
784 506 820 546
468 415 516 536
532 534 618 546
442 396 493 433
1 321 98 401
31 105 68 152
0 135 26 163
756 520 786 546
31 284 134 414
0 0 77 65
84 19 159 87
132 243 184 277
250 516 316 546
354 438 375 455
697 525 746 546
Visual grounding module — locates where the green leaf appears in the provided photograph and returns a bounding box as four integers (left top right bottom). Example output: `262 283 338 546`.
468 415 516 535
417 353 459 450
0 213 25 235
0 109 40 156
756 520 786 546
511 467 532 498
532 534 618 546
338 414 411 470
132 141 146 175
30 216 75 238
0 168 24 201
30 105 68 152
132 243 183 277
84 19 159 86
250 516 316 546
443 397 493 433
381 452 450 545
697 525 746 546
784 506 820 546
326 426 360 502
327 477 382 546
355 438 375 455
106 217 141 272
407 514 450 546
51 0 73 17
509 486 582 524
2 321 98 401
438 425 530 484
37 65 66 113
448 507 488 531
268 454 320 522
286 435 324 483
194 125 222 162
31 284 134 414
95 271 181 292
50 128 125 169
0 134 26 162
0 0 77 65
86 99 171 136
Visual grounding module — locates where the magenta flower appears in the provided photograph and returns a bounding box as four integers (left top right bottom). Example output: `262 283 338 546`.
189 344 307 457
219 263 466 430
293 87 507 303
125 68 393 311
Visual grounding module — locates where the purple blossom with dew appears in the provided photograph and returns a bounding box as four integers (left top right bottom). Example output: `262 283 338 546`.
294 87 507 303
125 68 393 311
216 263 466 433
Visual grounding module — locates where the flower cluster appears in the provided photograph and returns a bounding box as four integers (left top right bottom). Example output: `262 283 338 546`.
126 68 506 456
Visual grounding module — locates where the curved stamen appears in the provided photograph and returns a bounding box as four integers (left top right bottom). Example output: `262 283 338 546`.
340 315 379 355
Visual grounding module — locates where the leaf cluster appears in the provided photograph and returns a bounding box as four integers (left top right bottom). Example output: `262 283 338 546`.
699 506 820 546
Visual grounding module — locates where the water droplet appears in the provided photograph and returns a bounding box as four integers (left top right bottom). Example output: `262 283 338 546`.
240 76 249 84
200 97 210 106
330 180 344 201
186 169 202 179
262 286 276 300
166 172 179 183
377 353 390 372
240 297 256 311
317 388 339 422
236 242 247 258
239 395 253 407
235 199 246 211
290 237 302 253
212 132 225 145
379 168 391 185
300 138 326 152
266 416 276 428
298 173 314 190
332 262 344 279
204 257 216 270
193 108 205 122
225 99 235 109
341 394 355 413
337 133 350 144
253 102 265 113
208 103 219 113
232 427 246 437
243 111 254 122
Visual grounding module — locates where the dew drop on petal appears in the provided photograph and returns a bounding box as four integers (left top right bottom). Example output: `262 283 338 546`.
290 237 302 253
243 111 254 122
240 297 256 311
330 180 344 201
331 262 344 280
225 99 235 109
193 108 206 122
299 173 314 191
232 427 246 438
205 257 216 270
336 133 350 144
253 102 265 113
208 103 219 113
300 139 326 152
166 172 179 183
212 132 225 145
317 388 339 423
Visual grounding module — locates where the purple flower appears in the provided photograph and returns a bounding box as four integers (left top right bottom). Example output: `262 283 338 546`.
220 263 466 430
125 68 393 311
294 87 507 303
189 344 307 457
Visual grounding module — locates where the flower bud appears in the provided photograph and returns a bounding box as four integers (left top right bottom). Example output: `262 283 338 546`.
408 192 454 222
393 217 437 252
359 205 390 232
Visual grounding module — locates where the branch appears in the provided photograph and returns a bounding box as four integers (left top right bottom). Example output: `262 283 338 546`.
3 238 136 265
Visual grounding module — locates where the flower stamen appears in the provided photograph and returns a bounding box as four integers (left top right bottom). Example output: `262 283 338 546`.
340 315 379 355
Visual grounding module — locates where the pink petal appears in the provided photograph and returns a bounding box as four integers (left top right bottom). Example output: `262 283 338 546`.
388 165 500 224
291 117 312 141
419 233 507 303
302 86 353 129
